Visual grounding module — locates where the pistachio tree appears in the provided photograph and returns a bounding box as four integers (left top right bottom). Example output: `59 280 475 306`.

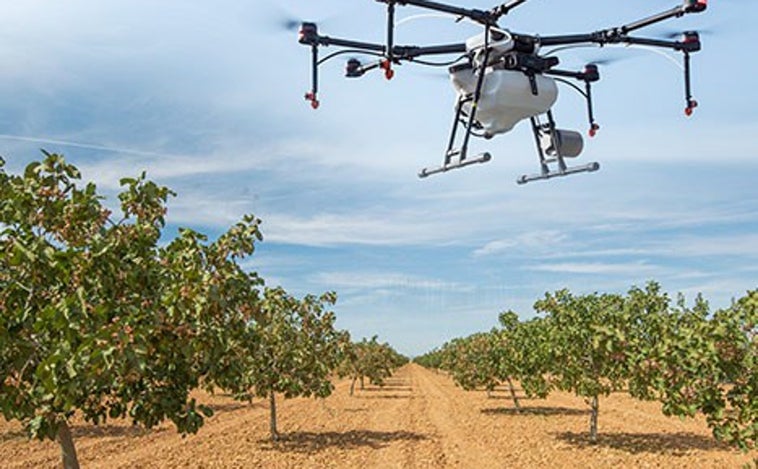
339 336 407 396
0 154 262 468
534 290 628 443
625 286 757 451
239 286 346 441
439 333 501 398
496 312 553 407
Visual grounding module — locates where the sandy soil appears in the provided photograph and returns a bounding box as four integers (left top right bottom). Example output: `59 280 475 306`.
1 363 755 468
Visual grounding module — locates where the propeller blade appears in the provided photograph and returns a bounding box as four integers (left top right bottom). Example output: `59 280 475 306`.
658 28 715 39
280 18 301 32
586 58 619 66
266 2 359 34
583 52 629 67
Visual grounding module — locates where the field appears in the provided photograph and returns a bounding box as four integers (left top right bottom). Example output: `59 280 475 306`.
1 364 755 468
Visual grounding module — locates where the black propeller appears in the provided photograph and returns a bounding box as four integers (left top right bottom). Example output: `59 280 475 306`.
580 51 631 69
279 18 302 32
585 57 621 67
657 27 715 39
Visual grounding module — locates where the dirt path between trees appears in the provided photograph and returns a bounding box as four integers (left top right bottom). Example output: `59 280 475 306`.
1 363 754 468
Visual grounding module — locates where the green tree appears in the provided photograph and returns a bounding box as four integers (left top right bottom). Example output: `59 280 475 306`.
625 285 757 451
496 312 554 408
535 290 628 443
439 314 553 409
0 154 262 468
413 347 444 370
440 333 501 398
339 336 407 396
238 286 346 441
706 290 757 451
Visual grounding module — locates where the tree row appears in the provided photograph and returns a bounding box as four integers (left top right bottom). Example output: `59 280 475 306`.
0 154 406 468
415 283 756 452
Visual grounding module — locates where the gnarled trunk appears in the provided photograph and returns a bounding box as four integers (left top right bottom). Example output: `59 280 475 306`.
269 391 279 441
56 420 80 469
349 376 357 396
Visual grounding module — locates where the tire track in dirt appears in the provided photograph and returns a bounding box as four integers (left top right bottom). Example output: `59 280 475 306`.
360 365 446 468
409 364 496 468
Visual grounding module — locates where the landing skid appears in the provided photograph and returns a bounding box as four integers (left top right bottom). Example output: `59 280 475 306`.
419 43 495 180
517 161 599 184
518 112 600 185
419 151 491 178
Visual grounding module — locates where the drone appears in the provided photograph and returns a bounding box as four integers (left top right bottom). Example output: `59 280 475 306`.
296 0 707 184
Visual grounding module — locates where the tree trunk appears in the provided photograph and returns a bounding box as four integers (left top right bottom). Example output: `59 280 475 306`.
269 391 279 441
506 377 521 410
589 395 599 444
360 376 365 390
56 420 80 469
349 377 357 396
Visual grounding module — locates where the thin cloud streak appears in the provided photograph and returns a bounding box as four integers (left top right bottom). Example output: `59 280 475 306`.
529 261 662 276
312 271 469 292
0 134 178 159
473 230 568 257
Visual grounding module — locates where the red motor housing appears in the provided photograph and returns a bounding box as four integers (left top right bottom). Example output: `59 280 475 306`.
684 0 707 13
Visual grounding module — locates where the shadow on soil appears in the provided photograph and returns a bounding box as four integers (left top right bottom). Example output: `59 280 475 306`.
207 401 258 413
72 425 166 439
485 395 536 401
554 431 732 455
382 380 411 387
0 428 27 442
264 430 428 453
360 386 413 392
356 394 414 400
481 406 588 417
342 408 367 413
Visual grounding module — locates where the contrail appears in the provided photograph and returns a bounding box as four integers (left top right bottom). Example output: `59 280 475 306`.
0 133 173 158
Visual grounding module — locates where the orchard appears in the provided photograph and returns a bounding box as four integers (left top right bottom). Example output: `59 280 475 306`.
415 283 757 451
1 154 754 468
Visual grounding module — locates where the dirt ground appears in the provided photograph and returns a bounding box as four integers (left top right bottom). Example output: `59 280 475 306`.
1 363 755 468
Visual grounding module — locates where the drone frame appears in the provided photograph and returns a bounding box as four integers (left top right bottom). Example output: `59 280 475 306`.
297 0 707 184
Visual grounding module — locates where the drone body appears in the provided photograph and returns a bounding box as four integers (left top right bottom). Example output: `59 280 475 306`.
297 0 708 184
450 65 557 137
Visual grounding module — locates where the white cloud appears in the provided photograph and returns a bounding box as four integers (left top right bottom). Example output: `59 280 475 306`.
473 230 568 257
529 261 662 276
535 233 758 262
261 211 471 247
311 271 468 292
660 233 758 258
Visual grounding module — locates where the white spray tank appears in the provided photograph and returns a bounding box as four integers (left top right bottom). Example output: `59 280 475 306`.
449 64 558 137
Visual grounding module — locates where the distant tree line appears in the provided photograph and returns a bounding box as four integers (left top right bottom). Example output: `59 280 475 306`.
415 283 757 452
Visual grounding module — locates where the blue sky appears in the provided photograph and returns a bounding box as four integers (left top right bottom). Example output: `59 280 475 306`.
1 1 757 356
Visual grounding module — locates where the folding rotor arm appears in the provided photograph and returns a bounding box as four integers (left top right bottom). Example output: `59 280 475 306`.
375 0 531 26
301 0 533 94
539 0 707 46
538 0 707 115
297 21 466 107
